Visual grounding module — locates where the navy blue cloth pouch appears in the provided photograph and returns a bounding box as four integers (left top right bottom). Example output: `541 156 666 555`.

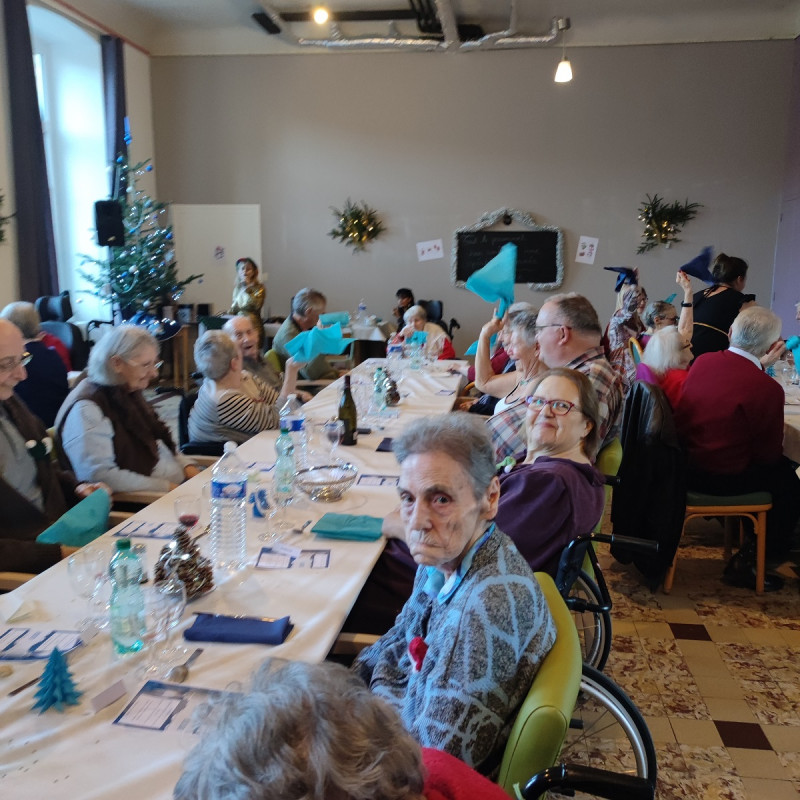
184 613 293 645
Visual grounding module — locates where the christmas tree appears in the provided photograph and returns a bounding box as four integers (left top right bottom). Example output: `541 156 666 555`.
80 158 202 315
32 648 82 713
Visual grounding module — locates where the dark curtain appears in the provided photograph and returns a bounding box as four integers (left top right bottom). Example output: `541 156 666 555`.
100 35 128 197
3 0 59 300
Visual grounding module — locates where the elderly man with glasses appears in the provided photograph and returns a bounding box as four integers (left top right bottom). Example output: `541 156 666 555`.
0 319 107 573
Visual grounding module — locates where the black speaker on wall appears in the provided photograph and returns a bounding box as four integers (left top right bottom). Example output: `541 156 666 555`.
95 200 125 246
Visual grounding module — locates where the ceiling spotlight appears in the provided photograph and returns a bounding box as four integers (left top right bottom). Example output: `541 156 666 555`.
554 17 572 84
313 7 329 25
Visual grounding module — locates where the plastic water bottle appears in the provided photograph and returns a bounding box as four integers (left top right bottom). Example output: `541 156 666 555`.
210 441 248 571
279 394 308 468
273 421 295 508
109 539 146 655
356 298 367 323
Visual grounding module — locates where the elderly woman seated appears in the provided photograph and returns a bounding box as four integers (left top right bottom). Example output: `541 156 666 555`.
641 270 694 346
494 368 606 576
352 413 555 776
637 326 693 409
174 658 511 800
57 325 200 493
390 304 456 360
189 330 303 444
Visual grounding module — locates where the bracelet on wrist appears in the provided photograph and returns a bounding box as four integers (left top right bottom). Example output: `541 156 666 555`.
680 302 693 308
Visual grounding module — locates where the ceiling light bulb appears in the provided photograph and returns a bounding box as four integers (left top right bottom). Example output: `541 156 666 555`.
554 57 572 83
313 7 329 24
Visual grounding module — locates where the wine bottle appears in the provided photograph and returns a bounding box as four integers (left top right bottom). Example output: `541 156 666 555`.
338 374 358 446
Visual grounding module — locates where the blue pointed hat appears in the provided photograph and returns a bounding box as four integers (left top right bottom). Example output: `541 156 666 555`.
603 266 638 293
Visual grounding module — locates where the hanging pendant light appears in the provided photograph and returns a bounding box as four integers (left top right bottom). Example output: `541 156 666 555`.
554 17 572 83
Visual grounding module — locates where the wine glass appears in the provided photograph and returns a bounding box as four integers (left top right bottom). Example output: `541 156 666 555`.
322 420 344 462
258 478 294 543
67 546 108 634
138 570 187 678
174 495 200 529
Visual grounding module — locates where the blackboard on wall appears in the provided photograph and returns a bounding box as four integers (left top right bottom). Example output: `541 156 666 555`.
455 230 559 285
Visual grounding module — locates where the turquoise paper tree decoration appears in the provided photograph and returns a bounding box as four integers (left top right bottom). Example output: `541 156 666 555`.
32 648 82 713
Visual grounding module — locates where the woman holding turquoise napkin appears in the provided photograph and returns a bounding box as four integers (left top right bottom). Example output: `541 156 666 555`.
352 413 555 778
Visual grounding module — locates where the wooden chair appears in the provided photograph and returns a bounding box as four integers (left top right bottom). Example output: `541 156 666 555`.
628 337 643 365
663 490 772 595
0 572 36 591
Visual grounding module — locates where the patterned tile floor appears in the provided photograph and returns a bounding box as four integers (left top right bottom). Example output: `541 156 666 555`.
596 518 800 800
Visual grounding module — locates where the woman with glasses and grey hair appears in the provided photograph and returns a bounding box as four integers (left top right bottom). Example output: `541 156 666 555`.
352 412 555 777
189 330 303 445
56 325 201 492
174 657 512 800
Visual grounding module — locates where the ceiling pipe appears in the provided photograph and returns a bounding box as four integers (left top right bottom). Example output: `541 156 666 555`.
257 1 562 53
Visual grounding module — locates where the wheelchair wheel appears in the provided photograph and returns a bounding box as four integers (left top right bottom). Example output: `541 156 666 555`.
567 571 612 671
554 665 657 797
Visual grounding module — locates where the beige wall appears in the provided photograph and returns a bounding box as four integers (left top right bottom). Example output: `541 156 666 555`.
150 41 793 348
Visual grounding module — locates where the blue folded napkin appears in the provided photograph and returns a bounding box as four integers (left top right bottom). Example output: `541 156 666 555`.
407 330 428 346
184 613 293 645
36 489 110 547
319 311 350 326
285 322 354 362
311 513 384 541
465 242 517 317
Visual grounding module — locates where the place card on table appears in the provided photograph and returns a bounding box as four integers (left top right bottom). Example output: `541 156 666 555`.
114 680 230 733
357 474 399 487
255 546 330 570
113 520 176 539
0 627 82 660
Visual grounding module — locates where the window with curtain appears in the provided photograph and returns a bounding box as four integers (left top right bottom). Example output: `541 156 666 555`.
27 5 107 321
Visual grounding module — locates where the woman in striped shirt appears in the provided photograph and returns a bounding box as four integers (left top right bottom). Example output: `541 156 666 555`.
189 331 303 445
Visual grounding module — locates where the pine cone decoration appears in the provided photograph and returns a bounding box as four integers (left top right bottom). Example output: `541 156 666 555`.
154 525 214 600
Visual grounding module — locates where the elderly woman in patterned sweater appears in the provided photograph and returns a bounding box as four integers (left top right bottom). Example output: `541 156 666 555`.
188 330 304 445
353 413 555 778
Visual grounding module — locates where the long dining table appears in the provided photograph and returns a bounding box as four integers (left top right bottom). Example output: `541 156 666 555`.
0 359 465 799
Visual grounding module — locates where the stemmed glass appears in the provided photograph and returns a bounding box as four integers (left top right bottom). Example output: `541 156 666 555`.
138 568 187 678
322 420 344 462
174 495 200 529
258 478 294 543
67 546 108 634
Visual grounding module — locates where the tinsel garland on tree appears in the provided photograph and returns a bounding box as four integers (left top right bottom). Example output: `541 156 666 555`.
80 159 202 314
328 198 385 253
637 194 701 254
0 192 13 243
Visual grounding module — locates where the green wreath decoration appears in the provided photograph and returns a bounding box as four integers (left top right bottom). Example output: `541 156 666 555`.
328 198 385 253
637 194 701 253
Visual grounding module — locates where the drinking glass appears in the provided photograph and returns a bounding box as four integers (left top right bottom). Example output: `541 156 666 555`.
322 420 344 462
67 546 108 633
174 495 200 529
258 479 294 543
139 571 187 678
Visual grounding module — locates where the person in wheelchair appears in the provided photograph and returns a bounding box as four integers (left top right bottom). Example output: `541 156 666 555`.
494 368 606 577
353 413 555 777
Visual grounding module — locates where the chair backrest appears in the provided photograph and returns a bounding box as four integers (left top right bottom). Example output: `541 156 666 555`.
265 348 285 374
178 391 225 457
497 572 583 794
628 337 643 365
35 291 73 322
40 320 90 371
418 299 443 322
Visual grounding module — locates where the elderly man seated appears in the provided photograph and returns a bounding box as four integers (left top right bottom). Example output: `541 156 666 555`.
675 306 800 591
352 413 555 777
0 301 68 427
272 287 339 381
189 330 303 444
0 319 107 573
222 314 311 402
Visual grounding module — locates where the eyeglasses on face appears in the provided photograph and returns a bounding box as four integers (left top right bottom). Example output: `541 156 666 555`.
525 396 581 416
533 323 571 335
124 358 163 371
0 352 32 371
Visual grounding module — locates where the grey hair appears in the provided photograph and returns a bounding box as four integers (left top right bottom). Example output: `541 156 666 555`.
194 331 238 381
507 309 539 346
174 658 424 800
291 288 327 316
403 304 427 324
643 300 675 329
87 324 158 386
0 301 41 340
506 301 536 319
393 412 496 499
546 293 602 335
729 306 782 357
642 327 686 376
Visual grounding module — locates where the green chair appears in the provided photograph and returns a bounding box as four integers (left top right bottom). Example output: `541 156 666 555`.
497 572 583 796
265 347 285 374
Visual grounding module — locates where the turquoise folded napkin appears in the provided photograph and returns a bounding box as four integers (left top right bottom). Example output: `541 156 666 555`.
184 613 293 645
465 242 517 317
465 332 498 357
285 322 354 362
36 489 110 548
407 330 428 346
311 513 384 541
319 311 350 326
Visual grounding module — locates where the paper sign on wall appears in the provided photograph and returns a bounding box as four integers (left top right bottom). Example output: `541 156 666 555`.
416 239 444 262
575 236 599 265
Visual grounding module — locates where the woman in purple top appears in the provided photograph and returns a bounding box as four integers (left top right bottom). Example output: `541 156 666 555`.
495 368 606 577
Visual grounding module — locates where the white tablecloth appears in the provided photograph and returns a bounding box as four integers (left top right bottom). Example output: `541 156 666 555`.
0 359 464 799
